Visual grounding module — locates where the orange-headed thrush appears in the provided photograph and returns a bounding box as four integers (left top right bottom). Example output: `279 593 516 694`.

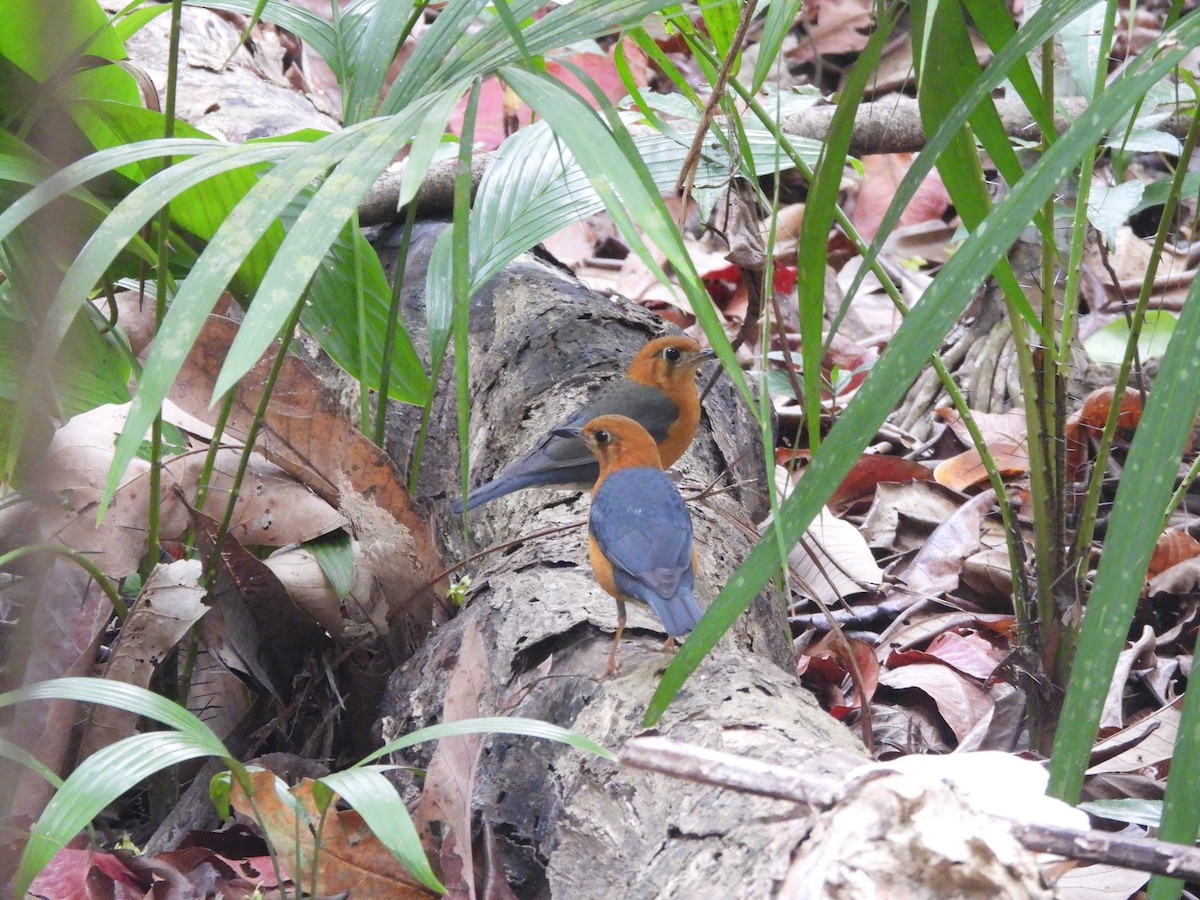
552 414 702 675
460 336 715 512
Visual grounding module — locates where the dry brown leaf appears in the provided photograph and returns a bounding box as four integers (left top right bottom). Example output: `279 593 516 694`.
1099 626 1157 731
171 449 347 549
901 490 995 598
1088 697 1182 777
1146 528 1200 578
933 442 1029 491
79 560 208 758
229 770 434 898
934 407 1028 448
860 480 964 551
849 154 952 243
189 502 329 698
262 542 376 639
785 508 883 605
414 620 494 900
878 662 995 750
171 315 445 638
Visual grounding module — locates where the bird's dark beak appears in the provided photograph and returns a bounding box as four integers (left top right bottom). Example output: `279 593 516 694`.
551 426 583 440
687 347 718 368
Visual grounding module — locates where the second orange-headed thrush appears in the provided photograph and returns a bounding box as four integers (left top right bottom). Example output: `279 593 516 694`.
460 336 715 512
552 414 702 675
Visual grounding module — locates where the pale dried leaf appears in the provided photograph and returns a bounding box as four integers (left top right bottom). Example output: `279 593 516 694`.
80 559 207 757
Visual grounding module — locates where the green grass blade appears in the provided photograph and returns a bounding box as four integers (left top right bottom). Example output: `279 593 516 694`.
1050 275 1200 803
797 7 899 449
645 14 1200 725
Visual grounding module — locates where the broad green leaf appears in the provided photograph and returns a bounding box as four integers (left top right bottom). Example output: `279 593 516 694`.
1087 180 1144 247
301 217 431 404
0 0 126 79
1078 798 1163 827
341 0 417 124
1083 311 1176 367
83 101 293 291
0 303 130 416
14 142 295 469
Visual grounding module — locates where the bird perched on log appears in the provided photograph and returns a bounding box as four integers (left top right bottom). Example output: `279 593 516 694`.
459 336 715 513
552 414 702 676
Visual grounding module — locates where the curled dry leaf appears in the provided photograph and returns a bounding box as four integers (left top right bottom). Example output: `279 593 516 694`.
1146 528 1200 578
263 540 377 639
878 661 995 751
933 442 1029 492
1064 386 1144 482
796 632 880 714
189 501 329 698
1087 697 1182 778
900 490 996 599
79 560 207 758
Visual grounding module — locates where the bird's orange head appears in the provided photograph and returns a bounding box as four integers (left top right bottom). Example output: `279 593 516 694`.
552 414 664 488
626 337 716 393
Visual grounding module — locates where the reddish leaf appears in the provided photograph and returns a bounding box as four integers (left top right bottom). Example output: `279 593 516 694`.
879 661 995 748
826 455 933 510
1147 528 1200 578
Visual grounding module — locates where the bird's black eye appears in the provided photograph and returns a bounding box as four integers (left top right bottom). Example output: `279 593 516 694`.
594 429 610 445
663 346 682 363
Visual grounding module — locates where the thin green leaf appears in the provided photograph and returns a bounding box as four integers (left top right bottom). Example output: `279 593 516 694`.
305 529 355 598
182 0 339 67
498 66 752 409
104 126 374 517
646 12 1200 726
341 0 417 124
752 0 803 92
1050 275 1200 778
213 99 451 399
798 8 899 450
320 766 444 893
839 0 1099 335
16 732 227 896
0 736 65 790
355 716 615 765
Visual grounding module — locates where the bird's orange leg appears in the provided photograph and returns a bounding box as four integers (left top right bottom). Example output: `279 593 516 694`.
605 599 627 677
